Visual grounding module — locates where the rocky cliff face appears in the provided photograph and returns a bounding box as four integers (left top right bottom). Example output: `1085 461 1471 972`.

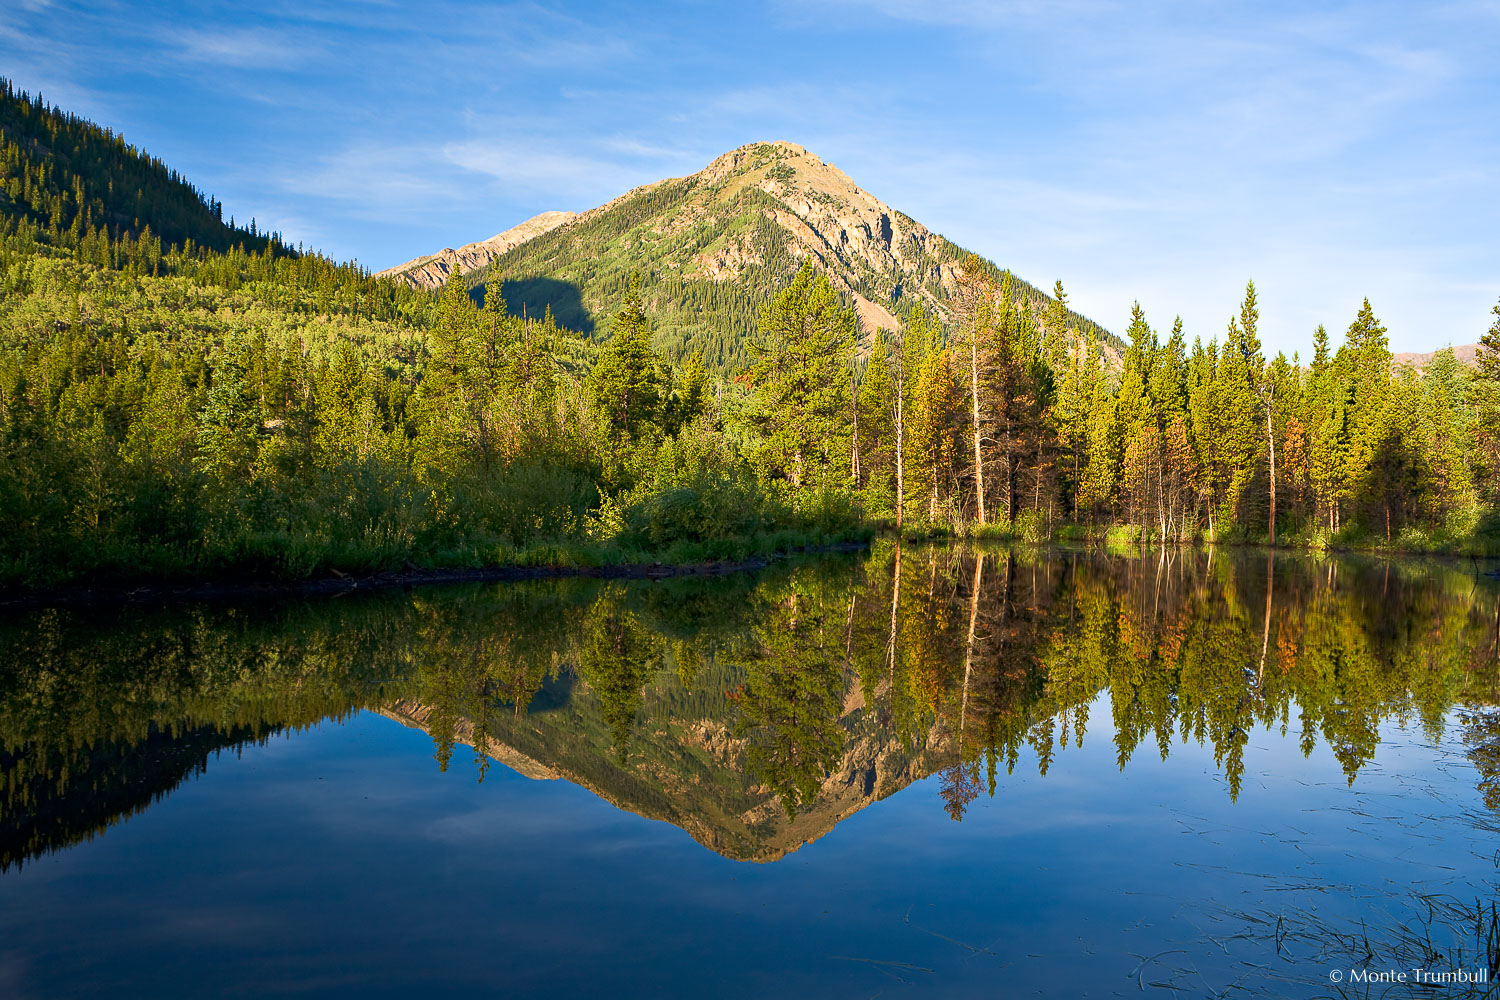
375 210 577 290
683 141 962 333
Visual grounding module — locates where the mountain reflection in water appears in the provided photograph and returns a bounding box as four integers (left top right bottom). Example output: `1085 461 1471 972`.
2 544 1499 870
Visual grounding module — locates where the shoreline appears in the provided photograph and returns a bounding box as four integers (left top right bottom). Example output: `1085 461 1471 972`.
5 534 1496 613
0 541 873 612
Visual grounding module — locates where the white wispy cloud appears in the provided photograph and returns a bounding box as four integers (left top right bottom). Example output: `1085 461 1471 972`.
777 0 1110 26
283 143 458 214
159 26 324 69
441 139 652 200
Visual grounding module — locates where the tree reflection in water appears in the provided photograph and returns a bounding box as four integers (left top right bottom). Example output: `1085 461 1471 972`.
1 544 1498 868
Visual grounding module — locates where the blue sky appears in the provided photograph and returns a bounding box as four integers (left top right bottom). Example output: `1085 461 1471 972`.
4 0 1497 355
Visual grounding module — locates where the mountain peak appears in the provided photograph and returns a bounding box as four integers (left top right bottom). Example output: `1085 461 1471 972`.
380 141 1116 371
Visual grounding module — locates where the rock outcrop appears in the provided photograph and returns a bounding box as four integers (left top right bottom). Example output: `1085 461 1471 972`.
375 210 577 290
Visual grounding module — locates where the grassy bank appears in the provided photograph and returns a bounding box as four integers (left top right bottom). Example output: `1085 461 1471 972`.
871 511 1500 559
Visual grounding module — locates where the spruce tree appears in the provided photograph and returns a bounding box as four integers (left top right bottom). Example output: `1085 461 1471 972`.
742 261 854 491
856 331 896 510
588 272 664 440
1339 298 1392 530
1476 298 1500 501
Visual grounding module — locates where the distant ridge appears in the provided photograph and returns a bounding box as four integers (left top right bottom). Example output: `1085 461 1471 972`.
376 210 577 290
1392 343 1482 368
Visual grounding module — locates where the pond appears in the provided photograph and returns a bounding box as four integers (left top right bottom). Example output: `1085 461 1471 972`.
2 545 1499 998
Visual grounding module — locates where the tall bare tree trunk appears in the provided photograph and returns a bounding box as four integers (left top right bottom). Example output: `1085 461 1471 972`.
960 552 985 749
887 542 902 683
843 591 855 666
1266 400 1277 545
1004 419 1015 525
1490 593 1500 673
851 357 860 484
970 332 985 526
1258 553 1274 688
894 335 905 531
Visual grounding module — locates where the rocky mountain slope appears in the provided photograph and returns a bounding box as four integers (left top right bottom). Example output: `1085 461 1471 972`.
425 141 1118 372
375 210 577 290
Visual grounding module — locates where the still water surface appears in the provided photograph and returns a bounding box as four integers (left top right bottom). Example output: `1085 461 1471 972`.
2 545 1500 997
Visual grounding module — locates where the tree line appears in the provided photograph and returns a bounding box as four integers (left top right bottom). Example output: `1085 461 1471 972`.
748 257 1500 551
5 71 1500 591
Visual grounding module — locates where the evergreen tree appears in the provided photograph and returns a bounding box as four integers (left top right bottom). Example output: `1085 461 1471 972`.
740 261 854 491
856 331 896 512
1476 298 1500 502
1418 347 1473 517
195 333 260 487
1339 298 1393 531
669 350 711 432
907 341 963 522
1217 282 1265 529
588 272 665 440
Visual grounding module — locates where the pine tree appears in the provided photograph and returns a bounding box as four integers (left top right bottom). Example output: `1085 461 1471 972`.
1480 297 1500 382
1044 280 1070 369
1053 322 1104 520
420 268 508 468
1217 282 1265 530
741 261 854 490
670 351 711 431
1187 337 1224 539
1339 298 1392 531
1476 297 1500 501
588 272 665 440
907 343 963 522
856 331 895 512
1078 365 1118 524
195 334 260 486
1418 347 1473 517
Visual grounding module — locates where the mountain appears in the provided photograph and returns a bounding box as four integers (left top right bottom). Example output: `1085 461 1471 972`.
375 210 577 290
1392 343 1483 368
452 141 1118 371
379 685 944 863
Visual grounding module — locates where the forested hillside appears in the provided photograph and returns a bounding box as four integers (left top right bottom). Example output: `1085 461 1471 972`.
471 141 1121 373
0 82 825 590
0 79 279 257
1 85 1497 593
